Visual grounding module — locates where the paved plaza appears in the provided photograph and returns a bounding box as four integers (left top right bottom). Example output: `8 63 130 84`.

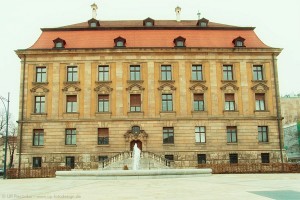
0 173 300 200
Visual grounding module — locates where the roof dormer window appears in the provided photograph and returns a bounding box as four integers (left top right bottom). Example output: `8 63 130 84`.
173 36 186 47
53 37 66 48
143 17 155 27
233 36 246 47
197 18 209 27
88 18 100 28
114 36 126 47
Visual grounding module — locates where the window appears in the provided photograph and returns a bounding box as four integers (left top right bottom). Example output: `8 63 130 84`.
232 36 245 47
65 129 76 145
98 156 108 162
223 65 233 80
130 94 141 112
114 36 126 47
253 65 263 80
200 22 207 27
227 126 237 143
35 96 45 113
225 94 235 111
88 18 100 27
98 65 109 81
173 36 186 47
98 128 109 145
36 67 46 82
66 156 75 169
195 126 206 143
192 65 203 80
33 157 42 168
162 94 173 111
229 153 238 164
161 65 172 80
130 65 141 80
53 38 66 48
164 155 174 161
261 153 270 163
67 66 78 82
255 93 265 111
145 21 153 26
258 126 268 142
194 94 204 111
197 154 206 164
33 129 44 146
163 127 174 144
98 94 109 112
66 95 77 113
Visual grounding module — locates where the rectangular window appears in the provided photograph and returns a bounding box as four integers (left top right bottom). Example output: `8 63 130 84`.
66 156 75 169
192 65 203 80
258 126 268 142
255 93 265 111
163 127 174 144
98 94 109 112
261 153 270 163
65 129 76 145
194 93 204 111
195 126 206 143
98 65 109 81
225 94 235 111
161 65 172 80
66 95 77 113
33 157 42 168
164 155 174 161
36 67 46 82
253 65 263 80
229 153 238 164
130 94 141 112
67 66 78 82
227 126 237 143
162 94 173 111
98 128 109 145
98 156 108 162
35 96 45 113
197 154 206 164
130 65 141 80
223 65 233 80
33 129 44 146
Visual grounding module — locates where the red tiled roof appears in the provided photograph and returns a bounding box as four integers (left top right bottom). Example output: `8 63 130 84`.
28 20 270 49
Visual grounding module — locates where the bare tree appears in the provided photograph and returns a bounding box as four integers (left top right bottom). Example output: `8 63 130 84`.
0 109 17 168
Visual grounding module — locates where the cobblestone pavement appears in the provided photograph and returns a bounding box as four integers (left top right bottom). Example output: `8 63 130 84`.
0 173 300 200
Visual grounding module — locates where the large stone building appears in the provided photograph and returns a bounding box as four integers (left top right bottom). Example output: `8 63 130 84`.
15 5 284 169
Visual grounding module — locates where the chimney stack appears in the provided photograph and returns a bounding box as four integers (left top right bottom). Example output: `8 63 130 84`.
175 6 181 22
91 3 98 19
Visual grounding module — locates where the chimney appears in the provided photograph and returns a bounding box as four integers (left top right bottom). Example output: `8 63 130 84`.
91 3 98 19
175 6 181 22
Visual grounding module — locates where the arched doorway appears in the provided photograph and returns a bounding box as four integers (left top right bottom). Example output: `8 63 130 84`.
130 140 142 151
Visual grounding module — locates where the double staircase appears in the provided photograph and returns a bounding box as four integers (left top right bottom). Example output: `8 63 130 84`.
99 151 172 170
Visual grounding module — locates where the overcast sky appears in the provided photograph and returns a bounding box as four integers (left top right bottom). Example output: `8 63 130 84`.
0 0 299 119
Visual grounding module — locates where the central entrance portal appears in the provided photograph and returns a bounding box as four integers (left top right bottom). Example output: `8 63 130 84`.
130 140 142 151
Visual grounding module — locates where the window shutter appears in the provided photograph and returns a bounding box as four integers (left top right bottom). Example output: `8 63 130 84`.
130 94 141 106
67 95 77 102
225 94 234 101
194 94 204 101
255 93 265 100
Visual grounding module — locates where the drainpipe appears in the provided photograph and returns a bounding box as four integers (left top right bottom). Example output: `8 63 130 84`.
272 53 284 168
18 54 26 178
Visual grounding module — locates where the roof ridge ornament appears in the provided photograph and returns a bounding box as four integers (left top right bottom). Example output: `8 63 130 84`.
175 6 181 22
91 3 98 19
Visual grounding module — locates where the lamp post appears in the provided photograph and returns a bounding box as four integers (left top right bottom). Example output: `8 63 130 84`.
0 93 10 179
